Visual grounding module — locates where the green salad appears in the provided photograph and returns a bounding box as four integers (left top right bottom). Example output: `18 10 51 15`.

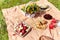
21 2 40 14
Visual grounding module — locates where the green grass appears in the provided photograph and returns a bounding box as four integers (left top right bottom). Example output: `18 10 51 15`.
0 0 60 40
48 0 60 10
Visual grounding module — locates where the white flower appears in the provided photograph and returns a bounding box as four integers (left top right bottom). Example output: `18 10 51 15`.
18 25 23 30
20 32 22 36
26 26 31 32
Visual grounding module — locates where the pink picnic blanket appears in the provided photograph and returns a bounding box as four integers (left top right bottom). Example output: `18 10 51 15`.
2 0 60 40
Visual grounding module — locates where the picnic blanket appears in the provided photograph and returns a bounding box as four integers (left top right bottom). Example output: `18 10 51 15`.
2 0 60 40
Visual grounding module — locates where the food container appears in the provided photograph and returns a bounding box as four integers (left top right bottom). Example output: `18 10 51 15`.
21 1 41 18
40 4 50 12
13 22 32 37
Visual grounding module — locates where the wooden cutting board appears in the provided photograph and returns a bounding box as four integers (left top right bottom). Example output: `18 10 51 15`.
2 0 60 40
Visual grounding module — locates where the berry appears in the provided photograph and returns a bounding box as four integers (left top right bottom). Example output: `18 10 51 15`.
23 26 28 30
49 25 54 29
51 18 57 23
49 23 56 29
21 30 26 35
49 18 57 29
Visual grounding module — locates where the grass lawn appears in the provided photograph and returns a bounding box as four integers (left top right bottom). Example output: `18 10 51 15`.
0 0 60 40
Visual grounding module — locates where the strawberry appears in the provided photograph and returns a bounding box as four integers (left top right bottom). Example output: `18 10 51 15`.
49 18 57 29
51 18 57 23
49 24 55 29
23 26 28 30
21 30 26 35
49 25 53 29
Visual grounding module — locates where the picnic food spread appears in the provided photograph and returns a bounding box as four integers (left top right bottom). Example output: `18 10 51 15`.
2 0 60 40
19 2 58 37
